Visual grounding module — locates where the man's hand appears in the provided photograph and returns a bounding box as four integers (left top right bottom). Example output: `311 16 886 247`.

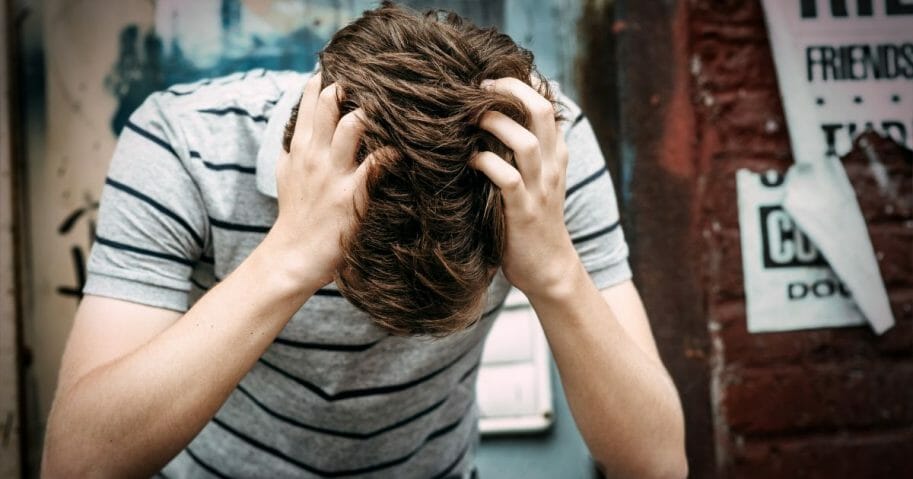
471 77 687 478
269 72 375 288
471 77 578 300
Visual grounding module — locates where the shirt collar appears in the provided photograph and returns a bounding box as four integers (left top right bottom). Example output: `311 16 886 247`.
255 72 312 198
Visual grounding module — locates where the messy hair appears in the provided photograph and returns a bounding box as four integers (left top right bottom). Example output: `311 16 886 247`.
283 1 561 336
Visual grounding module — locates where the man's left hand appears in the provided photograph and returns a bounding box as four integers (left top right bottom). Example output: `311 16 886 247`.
472 77 580 301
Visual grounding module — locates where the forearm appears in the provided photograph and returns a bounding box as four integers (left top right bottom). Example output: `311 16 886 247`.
528 263 686 479
43 234 318 478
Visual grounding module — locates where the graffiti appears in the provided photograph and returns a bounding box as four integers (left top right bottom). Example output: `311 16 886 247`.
56 194 99 299
105 0 333 136
104 25 169 135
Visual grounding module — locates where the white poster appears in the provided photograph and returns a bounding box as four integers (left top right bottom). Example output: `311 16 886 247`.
753 0 906 334
761 1 912 157
737 170 866 333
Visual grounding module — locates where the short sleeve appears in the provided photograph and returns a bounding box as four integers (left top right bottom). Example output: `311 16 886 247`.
83 93 209 312
559 94 632 290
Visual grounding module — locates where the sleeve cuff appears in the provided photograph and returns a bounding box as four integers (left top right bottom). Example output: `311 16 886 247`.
586 257 633 291
83 272 190 312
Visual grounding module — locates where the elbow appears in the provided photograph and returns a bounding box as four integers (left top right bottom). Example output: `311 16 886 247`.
42 438 81 479
595 451 688 479
43 434 111 479
42 426 86 479
651 451 689 479
42 404 101 478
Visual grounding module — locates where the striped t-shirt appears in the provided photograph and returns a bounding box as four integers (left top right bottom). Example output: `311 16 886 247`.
84 69 631 478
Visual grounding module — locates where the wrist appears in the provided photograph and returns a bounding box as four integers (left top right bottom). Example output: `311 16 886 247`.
253 228 332 295
523 249 589 305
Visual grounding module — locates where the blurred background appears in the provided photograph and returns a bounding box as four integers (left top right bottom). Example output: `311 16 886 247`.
0 0 910 478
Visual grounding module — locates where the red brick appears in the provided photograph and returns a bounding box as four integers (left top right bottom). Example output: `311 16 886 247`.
721 362 913 436
713 293 913 368
692 38 777 92
706 228 745 300
728 428 913 479
695 89 791 159
843 133 913 224
690 0 767 29
870 227 913 290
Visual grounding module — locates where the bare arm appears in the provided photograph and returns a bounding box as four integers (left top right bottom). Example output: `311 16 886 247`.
472 77 686 479
42 73 374 478
44 241 317 478
530 275 686 479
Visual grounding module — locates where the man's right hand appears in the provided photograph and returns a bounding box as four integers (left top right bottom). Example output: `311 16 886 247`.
42 72 375 478
268 72 375 289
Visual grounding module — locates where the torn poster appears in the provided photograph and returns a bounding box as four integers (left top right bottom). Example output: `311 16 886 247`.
756 0 907 333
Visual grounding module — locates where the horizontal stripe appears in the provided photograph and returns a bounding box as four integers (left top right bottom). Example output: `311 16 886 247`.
211 401 472 477
464 299 506 329
235 361 479 440
313 288 343 297
431 439 471 479
566 166 608 198
166 79 213 96
273 300 501 351
570 112 585 129
184 447 229 479
571 221 621 245
272 335 384 351
190 277 210 291
209 217 272 233
95 235 193 267
258 342 479 402
200 254 214 265
189 151 256 174
123 120 179 158
198 106 269 123
105 177 204 248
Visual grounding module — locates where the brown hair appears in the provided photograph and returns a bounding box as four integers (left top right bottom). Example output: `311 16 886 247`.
284 1 560 336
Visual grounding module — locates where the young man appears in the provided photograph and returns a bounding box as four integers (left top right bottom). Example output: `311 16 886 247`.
43 3 686 478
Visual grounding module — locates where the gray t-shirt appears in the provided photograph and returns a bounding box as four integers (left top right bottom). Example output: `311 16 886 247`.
84 69 631 478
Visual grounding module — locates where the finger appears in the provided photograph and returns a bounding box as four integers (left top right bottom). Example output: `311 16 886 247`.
470 151 525 200
481 77 556 155
331 109 366 170
312 84 342 148
350 146 394 213
291 72 323 148
479 111 541 184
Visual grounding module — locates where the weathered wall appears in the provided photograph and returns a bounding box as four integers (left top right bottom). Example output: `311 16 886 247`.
16 1 589 476
2 0 24 475
689 0 913 476
616 0 912 476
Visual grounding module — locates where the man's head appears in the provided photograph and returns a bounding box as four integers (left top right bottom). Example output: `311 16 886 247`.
284 1 560 336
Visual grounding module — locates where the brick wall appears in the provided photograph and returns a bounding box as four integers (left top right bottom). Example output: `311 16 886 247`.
688 1 913 476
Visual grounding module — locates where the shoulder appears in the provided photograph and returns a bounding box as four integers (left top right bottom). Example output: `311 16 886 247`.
154 69 305 114
554 87 584 136
549 85 607 183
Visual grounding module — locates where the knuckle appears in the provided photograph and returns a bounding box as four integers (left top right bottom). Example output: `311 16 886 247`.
318 85 338 104
517 135 540 157
503 171 523 190
339 112 363 132
530 99 554 118
290 136 310 155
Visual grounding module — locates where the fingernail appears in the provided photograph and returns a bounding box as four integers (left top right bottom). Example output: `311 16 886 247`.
480 79 494 89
